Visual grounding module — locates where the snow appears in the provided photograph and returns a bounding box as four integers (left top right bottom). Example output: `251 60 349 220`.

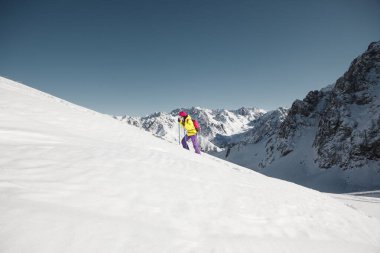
331 191 380 220
1 76 380 253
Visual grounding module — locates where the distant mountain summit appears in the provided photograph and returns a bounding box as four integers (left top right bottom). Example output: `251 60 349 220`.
117 41 380 192
116 106 266 152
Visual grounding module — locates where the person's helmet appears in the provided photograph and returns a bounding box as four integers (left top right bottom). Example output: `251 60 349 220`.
178 111 187 117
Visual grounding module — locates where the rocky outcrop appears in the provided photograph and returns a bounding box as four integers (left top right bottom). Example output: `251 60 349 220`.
214 41 380 192
313 41 380 169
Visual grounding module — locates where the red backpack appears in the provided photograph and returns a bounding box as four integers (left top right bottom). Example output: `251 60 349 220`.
192 119 200 132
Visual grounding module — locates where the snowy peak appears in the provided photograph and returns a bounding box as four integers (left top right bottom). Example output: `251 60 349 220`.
178 106 266 136
213 107 289 148
117 106 266 151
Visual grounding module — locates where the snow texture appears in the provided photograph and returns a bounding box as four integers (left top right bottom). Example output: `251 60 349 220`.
1 76 380 252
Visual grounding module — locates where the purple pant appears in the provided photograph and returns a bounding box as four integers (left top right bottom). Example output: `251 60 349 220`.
182 135 201 154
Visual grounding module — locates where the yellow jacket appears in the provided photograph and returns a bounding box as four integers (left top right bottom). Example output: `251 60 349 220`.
179 115 197 136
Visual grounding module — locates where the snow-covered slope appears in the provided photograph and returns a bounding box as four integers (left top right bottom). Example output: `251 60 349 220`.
330 191 380 220
1 76 380 253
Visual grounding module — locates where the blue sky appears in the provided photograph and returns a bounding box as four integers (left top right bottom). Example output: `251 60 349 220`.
1 0 379 116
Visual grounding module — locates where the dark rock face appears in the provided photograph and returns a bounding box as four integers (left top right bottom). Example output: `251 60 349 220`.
313 42 380 169
335 42 380 95
277 90 324 140
271 41 380 170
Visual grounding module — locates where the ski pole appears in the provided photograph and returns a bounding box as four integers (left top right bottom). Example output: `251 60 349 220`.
178 122 181 145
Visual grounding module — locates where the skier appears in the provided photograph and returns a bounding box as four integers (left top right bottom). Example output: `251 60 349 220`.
178 111 201 154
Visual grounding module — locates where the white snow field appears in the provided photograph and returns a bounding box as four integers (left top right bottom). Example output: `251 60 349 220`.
0 76 380 253
330 191 380 220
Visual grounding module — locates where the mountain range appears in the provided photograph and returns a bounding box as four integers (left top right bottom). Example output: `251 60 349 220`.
117 41 380 193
